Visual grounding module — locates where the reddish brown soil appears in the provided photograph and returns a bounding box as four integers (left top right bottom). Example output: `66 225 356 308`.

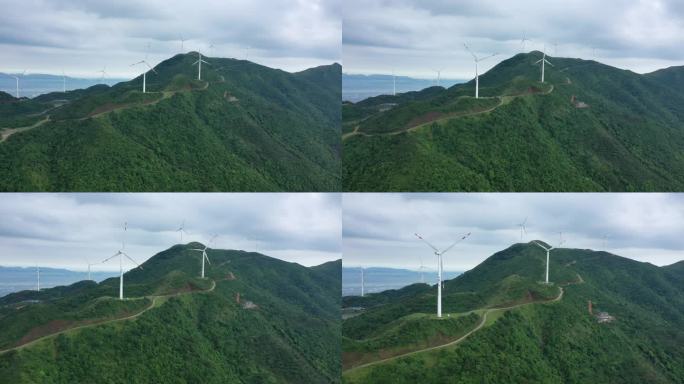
406 111 444 128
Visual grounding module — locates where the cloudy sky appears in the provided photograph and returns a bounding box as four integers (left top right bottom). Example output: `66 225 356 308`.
0 193 341 271
343 0 684 78
344 193 684 271
0 0 341 78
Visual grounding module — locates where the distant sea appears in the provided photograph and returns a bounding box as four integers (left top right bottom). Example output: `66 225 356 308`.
0 73 127 98
342 267 462 297
0 266 118 298
343 73 464 103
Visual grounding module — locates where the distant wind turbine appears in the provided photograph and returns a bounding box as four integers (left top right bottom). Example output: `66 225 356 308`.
101 222 142 300
518 217 528 240
61 69 66 93
360 267 365 297
535 47 553 83
130 59 157 93
176 220 189 243
179 35 186 52
434 69 442 87
7 73 19 98
97 66 108 84
418 255 427 283
193 50 210 80
520 31 531 52
464 43 497 99
415 232 471 318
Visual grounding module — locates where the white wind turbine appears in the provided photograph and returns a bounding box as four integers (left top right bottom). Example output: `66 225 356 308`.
85 256 99 281
97 66 108 84
176 220 189 243
193 50 210 80
8 73 19 98
535 47 553 83
131 59 157 93
534 235 565 284
101 223 142 300
360 267 365 297
415 232 471 318
418 255 427 283
520 31 531 52
464 43 497 99
191 235 216 278
179 35 186 52
434 69 443 87
518 218 528 241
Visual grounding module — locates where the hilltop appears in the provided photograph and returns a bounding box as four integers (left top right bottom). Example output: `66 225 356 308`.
0 53 341 192
0 243 341 383
343 51 684 191
342 242 684 383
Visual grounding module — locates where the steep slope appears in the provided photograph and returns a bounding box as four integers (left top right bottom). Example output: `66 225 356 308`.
0 53 341 192
343 52 684 191
0 243 341 383
342 243 684 383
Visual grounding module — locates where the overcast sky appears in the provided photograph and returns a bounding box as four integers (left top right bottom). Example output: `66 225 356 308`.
343 0 684 78
0 0 341 78
343 193 684 271
0 193 341 271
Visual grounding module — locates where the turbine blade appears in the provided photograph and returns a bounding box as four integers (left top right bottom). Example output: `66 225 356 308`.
441 232 471 256
533 241 550 251
463 43 477 61
414 233 439 253
545 59 554 66
204 252 211 265
101 251 120 263
122 252 142 268
535 59 543 64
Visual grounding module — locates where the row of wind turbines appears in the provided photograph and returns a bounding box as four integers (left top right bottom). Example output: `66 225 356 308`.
2 34 230 98
358 217 611 319
31 220 219 301
387 32 568 99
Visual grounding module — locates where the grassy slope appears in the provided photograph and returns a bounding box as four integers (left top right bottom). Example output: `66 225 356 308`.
0 54 341 192
342 244 684 383
0 244 341 384
343 52 684 191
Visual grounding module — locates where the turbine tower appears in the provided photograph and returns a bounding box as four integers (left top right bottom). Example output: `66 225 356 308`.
131 60 157 93
418 255 426 283
179 35 186 52
534 236 564 284
464 43 497 99
535 47 553 83
193 51 210 80
415 232 471 318
176 220 189 243
518 217 528 240
360 267 365 297
101 222 142 300
9 74 19 98
191 237 215 279
520 31 531 52
97 66 108 84
434 69 442 87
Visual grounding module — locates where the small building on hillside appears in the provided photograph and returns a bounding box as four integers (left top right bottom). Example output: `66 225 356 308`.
596 311 615 323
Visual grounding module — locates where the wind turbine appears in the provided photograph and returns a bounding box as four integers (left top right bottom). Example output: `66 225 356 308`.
130 60 157 93
85 256 99 281
518 218 528 240
418 255 426 283
8 74 19 98
534 47 553 83
464 43 497 99
434 69 442 87
179 35 186 52
101 223 142 300
97 66 108 84
61 70 66 93
534 236 564 284
193 50 210 80
360 267 365 297
191 235 216 278
520 31 531 52
415 232 471 318
176 220 189 243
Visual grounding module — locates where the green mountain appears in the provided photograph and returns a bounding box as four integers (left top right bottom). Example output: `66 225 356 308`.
343 52 684 191
342 242 684 383
0 243 341 383
0 54 341 192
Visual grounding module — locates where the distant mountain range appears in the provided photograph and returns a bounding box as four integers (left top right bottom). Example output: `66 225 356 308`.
0 243 341 383
342 242 684 383
0 53 341 192
342 266 461 296
343 51 684 192
343 73 464 102
0 73 126 98
0 266 118 298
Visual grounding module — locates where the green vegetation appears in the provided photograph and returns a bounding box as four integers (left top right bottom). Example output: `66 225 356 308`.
343 52 684 191
342 242 684 383
0 243 341 383
0 54 341 192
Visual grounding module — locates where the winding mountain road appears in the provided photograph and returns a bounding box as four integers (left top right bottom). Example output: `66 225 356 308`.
0 279 216 355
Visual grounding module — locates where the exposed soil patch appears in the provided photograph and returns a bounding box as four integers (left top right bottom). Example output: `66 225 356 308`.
406 111 444 129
